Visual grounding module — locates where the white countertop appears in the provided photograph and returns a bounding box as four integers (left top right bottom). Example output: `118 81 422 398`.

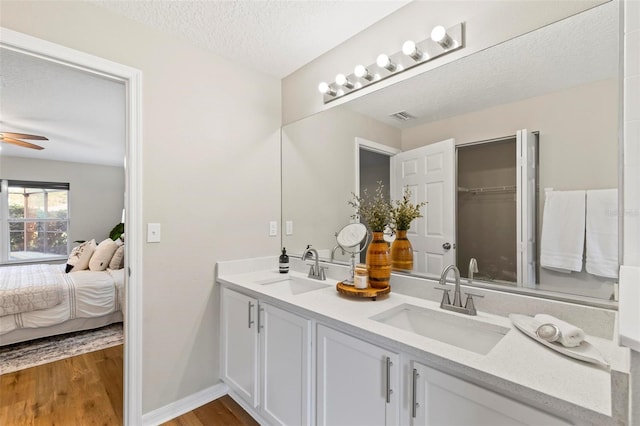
217 259 630 425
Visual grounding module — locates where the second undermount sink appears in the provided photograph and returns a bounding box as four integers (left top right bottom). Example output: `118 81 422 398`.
371 304 510 355
255 274 330 295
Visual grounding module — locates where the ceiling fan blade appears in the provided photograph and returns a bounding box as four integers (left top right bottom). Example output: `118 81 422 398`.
0 136 45 150
0 132 48 141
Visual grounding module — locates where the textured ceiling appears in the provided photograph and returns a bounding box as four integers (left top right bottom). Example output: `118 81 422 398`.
91 0 411 78
0 48 126 166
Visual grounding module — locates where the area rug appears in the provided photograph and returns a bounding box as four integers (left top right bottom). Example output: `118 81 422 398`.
0 323 123 375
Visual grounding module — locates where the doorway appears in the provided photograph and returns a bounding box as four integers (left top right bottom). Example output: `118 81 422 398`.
0 27 143 424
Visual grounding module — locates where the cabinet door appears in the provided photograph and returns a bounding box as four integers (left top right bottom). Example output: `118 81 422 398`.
317 325 399 426
220 287 259 407
260 302 312 426
411 362 571 426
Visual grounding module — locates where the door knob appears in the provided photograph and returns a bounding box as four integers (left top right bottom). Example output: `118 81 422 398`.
442 242 452 250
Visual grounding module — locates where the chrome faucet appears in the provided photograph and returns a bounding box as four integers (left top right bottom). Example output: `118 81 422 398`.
468 258 478 283
302 247 326 280
436 264 483 316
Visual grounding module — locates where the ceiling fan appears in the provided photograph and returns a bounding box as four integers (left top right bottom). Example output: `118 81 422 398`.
0 132 49 150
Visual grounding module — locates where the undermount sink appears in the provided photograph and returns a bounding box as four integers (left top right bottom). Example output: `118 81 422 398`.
371 304 510 355
254 274 330 295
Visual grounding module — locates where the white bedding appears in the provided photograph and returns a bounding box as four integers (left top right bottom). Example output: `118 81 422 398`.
0 264 124 337
0 264 66 315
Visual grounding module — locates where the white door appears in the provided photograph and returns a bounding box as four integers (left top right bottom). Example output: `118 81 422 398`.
220 288 259 407
392 139 456 277
516 130 537 287
411 362 571 425
260 303 312 426
316 325 399 426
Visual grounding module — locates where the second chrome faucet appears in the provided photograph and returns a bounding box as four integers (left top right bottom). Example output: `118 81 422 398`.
436 264 483 315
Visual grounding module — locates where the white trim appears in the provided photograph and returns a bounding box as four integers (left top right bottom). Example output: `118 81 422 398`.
227 389 272 426
0 27 144 425
354 137 401 198
141 383 229 426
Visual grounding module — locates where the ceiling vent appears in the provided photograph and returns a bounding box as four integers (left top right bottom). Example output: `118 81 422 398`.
390 111 416 121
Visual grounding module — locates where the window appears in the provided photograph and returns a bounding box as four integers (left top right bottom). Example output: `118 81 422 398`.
1 180 70 263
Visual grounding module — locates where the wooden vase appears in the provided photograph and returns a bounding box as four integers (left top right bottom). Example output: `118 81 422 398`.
391 230 413 272
366 231 391 289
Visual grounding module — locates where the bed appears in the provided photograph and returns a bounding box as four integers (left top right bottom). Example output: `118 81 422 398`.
0 263 124 346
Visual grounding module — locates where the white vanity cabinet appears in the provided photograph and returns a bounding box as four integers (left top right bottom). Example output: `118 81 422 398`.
409 361 572 426
220 287 312 426
220 287 259 407
316 324 400 426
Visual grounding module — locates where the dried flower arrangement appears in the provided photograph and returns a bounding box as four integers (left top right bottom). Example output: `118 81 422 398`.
390 187 427 231
348 181 392 232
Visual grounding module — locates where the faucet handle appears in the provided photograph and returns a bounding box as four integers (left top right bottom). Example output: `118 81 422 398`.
435 286 451 306
463 293 484 315
318 266 328 280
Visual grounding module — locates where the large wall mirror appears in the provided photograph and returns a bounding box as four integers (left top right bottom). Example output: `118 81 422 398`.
282 1 620 303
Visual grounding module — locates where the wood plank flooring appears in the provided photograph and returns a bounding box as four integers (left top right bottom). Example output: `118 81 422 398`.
0 345 257 426
0 344 123 425
162 395 258 426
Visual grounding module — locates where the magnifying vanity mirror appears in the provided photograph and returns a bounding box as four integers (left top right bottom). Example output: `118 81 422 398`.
282 1 621 305
335 223 370 284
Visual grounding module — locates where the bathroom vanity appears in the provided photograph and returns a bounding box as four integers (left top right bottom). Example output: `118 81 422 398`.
217 257 630 426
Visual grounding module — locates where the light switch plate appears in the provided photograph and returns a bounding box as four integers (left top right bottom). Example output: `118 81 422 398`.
147 223 161 243
269 221 278 237
286 220 293 236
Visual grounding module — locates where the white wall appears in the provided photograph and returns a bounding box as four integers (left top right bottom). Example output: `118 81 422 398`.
282 106 400 257
1 0 281 414
282 0 606 124
0 156 124 244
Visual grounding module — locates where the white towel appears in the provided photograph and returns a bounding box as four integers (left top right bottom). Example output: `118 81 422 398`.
534 314 586 347
540 190 586 273
586 189 618 279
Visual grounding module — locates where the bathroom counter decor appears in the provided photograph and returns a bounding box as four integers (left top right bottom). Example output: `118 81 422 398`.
336 281 390 300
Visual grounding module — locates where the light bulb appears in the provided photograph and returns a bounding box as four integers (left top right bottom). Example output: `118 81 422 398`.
335 73 354 89
402 40 423 61
431 25 454 49
318 81 336 96
376 54 396 72
354 65 374 81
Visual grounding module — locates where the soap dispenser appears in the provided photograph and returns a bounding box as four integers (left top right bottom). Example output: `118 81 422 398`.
279 247 289 273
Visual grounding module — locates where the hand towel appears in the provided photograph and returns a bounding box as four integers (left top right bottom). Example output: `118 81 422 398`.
534 314 586 347
540 190 586 273
586 189 618 279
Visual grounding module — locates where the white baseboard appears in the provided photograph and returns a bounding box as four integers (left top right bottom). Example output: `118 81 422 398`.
141 382 229 426
226 390 271 426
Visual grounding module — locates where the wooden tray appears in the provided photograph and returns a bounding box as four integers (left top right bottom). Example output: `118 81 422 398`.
336 282 390 301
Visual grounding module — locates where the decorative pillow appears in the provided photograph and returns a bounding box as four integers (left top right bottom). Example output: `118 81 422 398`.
109 245 125 270
68 239 97 272
89 238 118 271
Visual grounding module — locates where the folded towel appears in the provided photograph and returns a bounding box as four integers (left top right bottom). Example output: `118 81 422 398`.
586 189 618 279
534 314 586 347
540 190 586 272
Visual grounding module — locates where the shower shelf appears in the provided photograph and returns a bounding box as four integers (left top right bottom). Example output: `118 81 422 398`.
458 185 517 194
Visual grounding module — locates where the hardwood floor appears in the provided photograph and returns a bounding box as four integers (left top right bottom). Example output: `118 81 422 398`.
162 395 258 426
0 344 123 425
0 345 257 426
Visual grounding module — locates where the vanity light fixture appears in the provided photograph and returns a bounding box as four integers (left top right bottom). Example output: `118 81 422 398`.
402 40 423 61
431 25 455 49
354 65 374 81
318 81 336 96
318 22 464 103
335 73 355 89
376 54 397 72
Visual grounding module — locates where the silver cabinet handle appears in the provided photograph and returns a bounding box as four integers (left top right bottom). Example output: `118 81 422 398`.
248 301 255 328
412 368 420 418
385 356 393 403
258 304 264 333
